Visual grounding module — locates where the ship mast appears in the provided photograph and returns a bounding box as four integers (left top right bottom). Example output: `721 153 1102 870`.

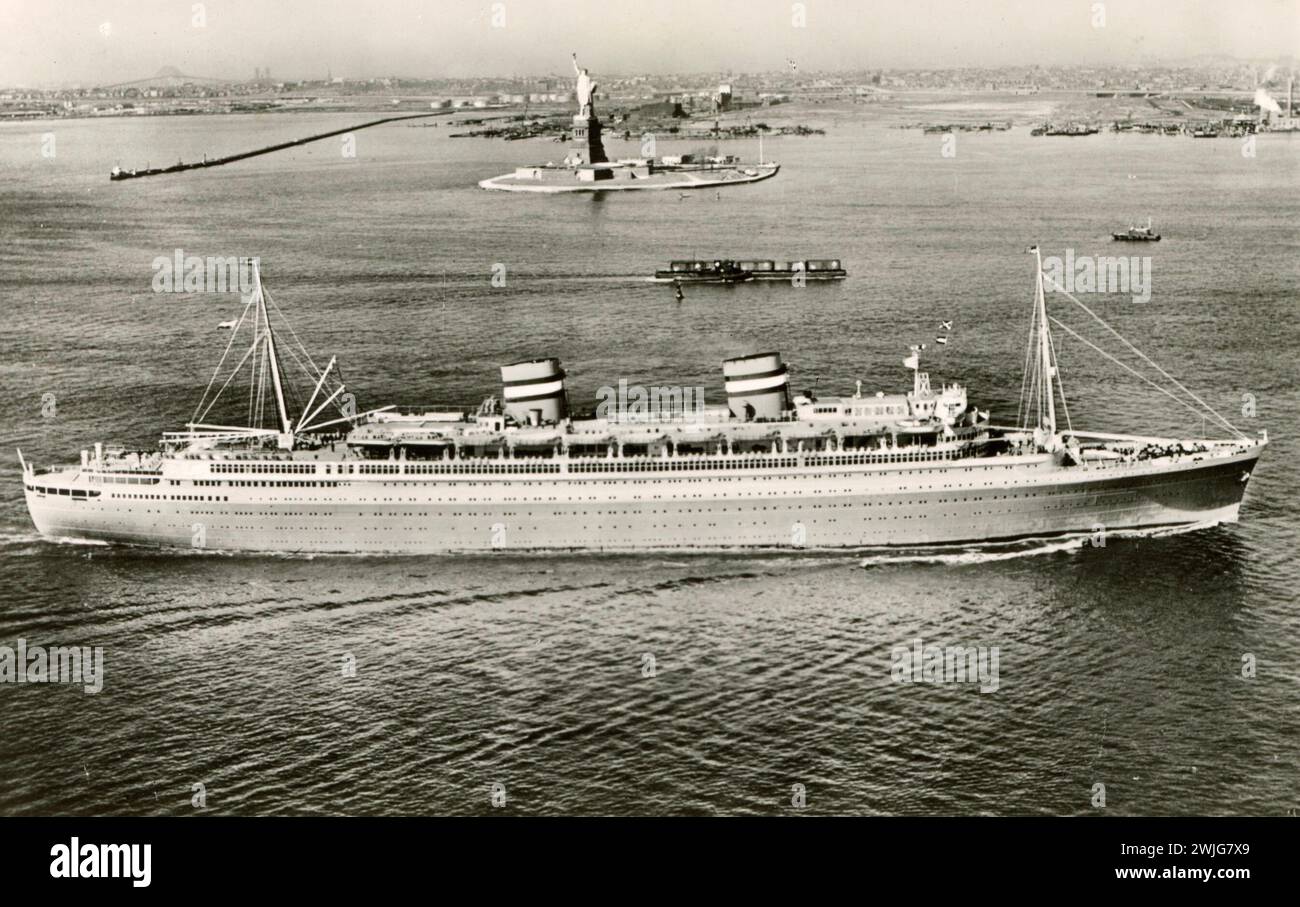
254 262 293 440
182 261 388 450
1033 246 1056 436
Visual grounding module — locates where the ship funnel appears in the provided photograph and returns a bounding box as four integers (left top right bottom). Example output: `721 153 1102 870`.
501 358 568 425
723 352 790 421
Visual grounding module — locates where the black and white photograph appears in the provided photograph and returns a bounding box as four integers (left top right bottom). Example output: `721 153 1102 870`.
0 0 1295 887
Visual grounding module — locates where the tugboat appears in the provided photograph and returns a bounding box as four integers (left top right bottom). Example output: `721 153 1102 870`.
653 260 754 283
110 158 204 182
110 164 167 181
1112 218 1161 242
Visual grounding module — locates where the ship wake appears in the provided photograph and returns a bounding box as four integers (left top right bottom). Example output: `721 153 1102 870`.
858 520 1224 567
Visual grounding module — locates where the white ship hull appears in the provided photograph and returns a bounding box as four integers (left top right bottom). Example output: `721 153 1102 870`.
23 446 1261 554
19 259 1264 555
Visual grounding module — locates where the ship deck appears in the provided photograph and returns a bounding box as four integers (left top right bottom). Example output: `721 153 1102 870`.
24 430 1261 486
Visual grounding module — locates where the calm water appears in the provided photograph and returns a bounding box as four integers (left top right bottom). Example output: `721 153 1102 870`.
0 111 1297 815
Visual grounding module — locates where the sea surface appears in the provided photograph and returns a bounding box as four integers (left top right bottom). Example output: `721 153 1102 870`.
0 110 1297 815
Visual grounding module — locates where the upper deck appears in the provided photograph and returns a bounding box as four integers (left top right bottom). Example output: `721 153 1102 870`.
23 424 1260 499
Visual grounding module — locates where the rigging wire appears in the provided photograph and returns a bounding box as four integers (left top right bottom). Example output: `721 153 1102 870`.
247 319 260 429
256 345 270 431
1047 320 1073 434
1048 316 1229 435
262 283 353 430
191 292 256 425
194 339 261 427
263 286 325 382
1016 279 1038 429
1043 275 1245 438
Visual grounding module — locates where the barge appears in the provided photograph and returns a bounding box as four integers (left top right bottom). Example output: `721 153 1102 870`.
655 258 846 282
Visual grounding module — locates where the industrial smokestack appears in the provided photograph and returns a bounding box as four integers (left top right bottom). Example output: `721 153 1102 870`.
1254 88 1282 116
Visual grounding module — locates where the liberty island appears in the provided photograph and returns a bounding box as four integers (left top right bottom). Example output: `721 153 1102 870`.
479 53 780 192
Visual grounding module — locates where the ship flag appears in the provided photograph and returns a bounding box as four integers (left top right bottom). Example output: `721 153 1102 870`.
903 352 919 370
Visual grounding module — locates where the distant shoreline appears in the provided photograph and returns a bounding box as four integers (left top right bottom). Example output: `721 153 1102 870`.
1 88 1278 136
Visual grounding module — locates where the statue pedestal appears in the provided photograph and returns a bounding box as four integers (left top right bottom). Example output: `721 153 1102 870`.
571 113 611 175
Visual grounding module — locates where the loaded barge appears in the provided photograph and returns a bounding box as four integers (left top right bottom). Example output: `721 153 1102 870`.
654 259 846 282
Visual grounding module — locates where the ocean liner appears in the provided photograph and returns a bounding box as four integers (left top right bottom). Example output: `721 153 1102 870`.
19 254 1264 553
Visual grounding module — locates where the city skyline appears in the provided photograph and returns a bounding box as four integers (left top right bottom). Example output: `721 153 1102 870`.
1 0 1297 88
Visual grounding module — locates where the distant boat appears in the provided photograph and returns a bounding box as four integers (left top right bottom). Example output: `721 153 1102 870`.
1033 123 1100 137
217 320 238 330
1112 218 1161 242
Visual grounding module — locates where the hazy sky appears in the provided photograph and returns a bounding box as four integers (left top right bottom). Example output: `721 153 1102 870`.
1 0 1297 86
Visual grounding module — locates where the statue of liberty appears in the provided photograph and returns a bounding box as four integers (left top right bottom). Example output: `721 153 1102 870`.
572 53 596 118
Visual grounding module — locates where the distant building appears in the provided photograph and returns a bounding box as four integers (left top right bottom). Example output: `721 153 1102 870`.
627 99 686 119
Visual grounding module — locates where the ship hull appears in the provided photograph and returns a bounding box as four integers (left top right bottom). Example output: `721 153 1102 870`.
24 447 1260 554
